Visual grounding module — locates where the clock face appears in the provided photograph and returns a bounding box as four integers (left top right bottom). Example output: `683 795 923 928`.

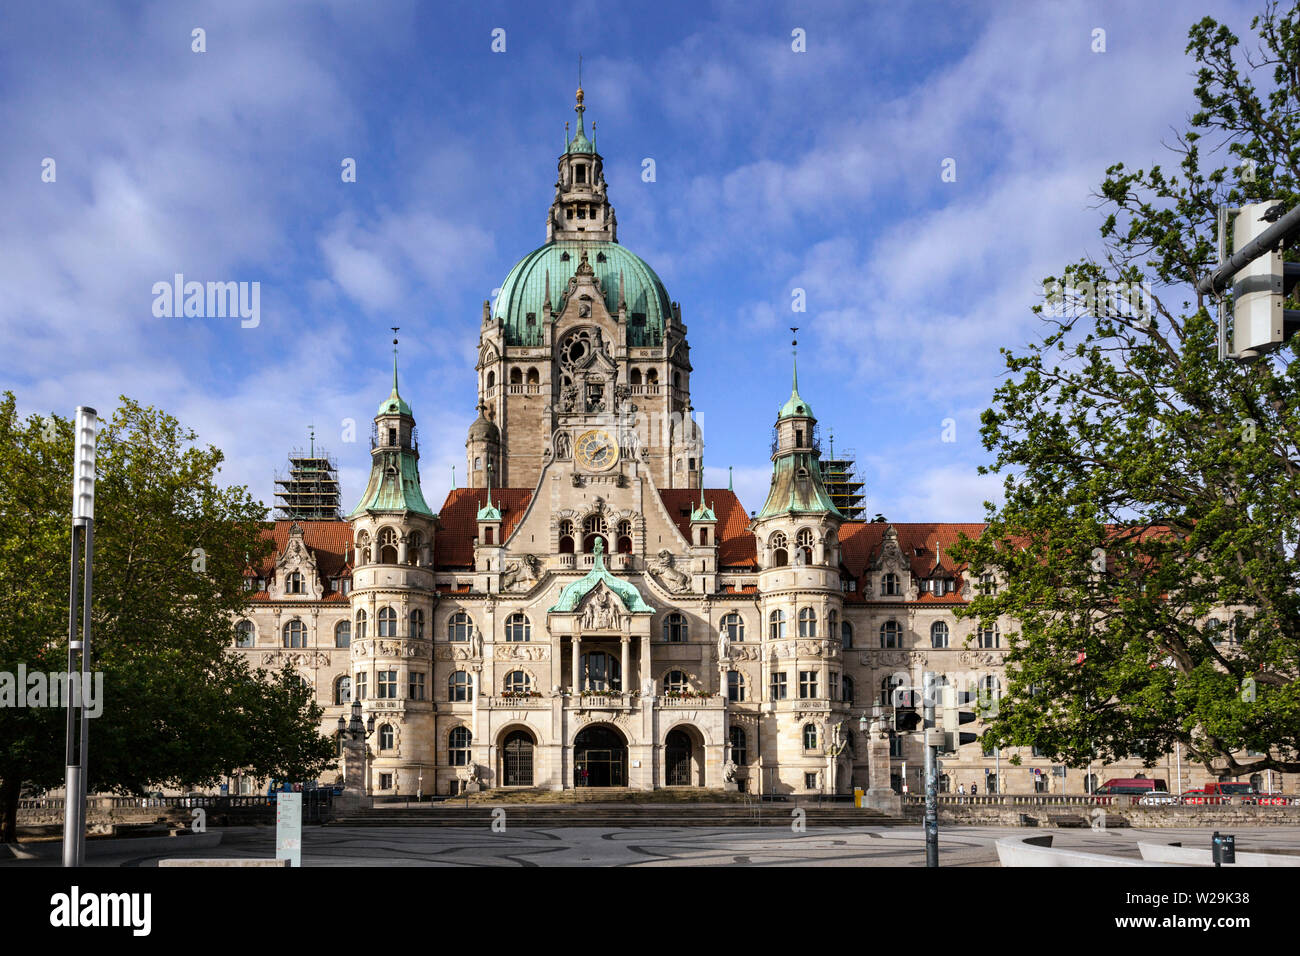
575 429 619 471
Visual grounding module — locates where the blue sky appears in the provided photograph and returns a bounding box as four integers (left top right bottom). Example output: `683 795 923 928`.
0 0 1264 521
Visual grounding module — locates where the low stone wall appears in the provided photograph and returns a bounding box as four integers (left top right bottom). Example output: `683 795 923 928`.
905 803 1300 828
18 805 273 832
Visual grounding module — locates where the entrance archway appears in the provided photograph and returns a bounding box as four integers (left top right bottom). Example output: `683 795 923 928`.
574 725 627 787
501 729 535 787
665 726 703 786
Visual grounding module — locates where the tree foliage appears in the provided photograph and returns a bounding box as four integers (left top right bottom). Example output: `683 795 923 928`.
951 3 1300 778
0 392 336 840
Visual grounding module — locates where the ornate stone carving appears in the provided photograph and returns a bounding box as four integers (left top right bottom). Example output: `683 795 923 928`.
494 644 549 661
959 650 1000 666
580 588 622 630
501 554 541 591
262 650 330 668
648 549 691 593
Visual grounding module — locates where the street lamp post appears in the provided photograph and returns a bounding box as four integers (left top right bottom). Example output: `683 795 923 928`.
63 407 96 869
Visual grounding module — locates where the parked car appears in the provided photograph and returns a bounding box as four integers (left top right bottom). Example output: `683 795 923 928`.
1180 788 1213 805
1201 781 1257 803
1255 792 1293 806
1138 790 1176 806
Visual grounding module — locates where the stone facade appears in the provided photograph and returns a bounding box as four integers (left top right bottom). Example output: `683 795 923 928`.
228 90 1289 801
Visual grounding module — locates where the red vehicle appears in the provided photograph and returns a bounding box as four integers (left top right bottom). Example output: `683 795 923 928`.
1202 781 1258 804
1255 792 1293 806
1180 788 1211 805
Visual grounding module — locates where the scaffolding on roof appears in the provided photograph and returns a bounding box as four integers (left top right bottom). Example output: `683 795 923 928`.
821 433 866 520
273 433 342 521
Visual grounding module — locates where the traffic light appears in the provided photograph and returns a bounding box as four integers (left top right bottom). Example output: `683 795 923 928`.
937 685 977 754
892 686 921 731
1198 200 1300 359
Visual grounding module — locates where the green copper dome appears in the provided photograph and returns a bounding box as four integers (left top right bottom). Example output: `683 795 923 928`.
493 240 671 347
378 389 412 417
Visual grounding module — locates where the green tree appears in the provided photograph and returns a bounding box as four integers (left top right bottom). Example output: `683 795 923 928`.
951 3 1300 782
0 393 336 841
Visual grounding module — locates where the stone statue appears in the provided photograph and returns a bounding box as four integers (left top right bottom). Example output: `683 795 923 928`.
560 385 578 413
554 430 572 459
501 554 540 591
470 627 483 660
717 625 730 661
648 549 691 593
458 762 480 787
723 758 738 783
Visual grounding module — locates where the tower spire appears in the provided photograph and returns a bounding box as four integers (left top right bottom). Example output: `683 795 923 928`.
791 326 799 393
391 327 401 395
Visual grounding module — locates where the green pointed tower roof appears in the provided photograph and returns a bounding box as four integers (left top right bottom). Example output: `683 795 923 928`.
778 342 813 420
476 463 502 521
549 539 655 614
377 340 412 417
565 84 596 154
350 334 433 518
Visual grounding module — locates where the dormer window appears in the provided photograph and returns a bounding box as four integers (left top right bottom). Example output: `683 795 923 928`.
561 251 571 261
596 252 606 262
287 571 304 594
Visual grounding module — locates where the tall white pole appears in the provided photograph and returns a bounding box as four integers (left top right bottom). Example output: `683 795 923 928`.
63 407 96 868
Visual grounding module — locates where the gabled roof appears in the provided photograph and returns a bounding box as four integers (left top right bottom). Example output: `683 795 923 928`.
657 488 757 569
247 520 353 602
435 488 534 569
837 522 987 604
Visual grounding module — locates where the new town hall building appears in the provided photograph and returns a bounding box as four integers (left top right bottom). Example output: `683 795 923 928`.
232 90 1279 800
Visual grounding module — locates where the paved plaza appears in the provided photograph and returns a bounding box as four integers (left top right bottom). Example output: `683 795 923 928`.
6 825 1300 867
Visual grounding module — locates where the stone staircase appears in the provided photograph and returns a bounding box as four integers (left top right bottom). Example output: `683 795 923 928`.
330 799 908 828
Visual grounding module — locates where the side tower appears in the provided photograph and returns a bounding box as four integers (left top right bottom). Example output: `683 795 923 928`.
749 334 849 794
348 336 438 796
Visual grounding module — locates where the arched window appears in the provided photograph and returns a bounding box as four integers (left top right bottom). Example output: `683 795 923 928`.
840 620 853 649
931 620 950 648
769 531 788 567
769 609 787 640
798 607 817 638
526 367 539 385
334 620 351 648
978 623 1000 648
842 675 855 704
407 531 423 566
616 519 633 553
727 670 746 702
664 670 689 694
582 514 608 554
673 371 682 389
729 726 748 764
558 519 575 554
334 675 351 705
235 620 255 647
796 528 815 564
803 723 818 750
882 573 900 596
505 613 531 642
449 671 473 702
827 609 838 637
581 651 620 692
448 611 473 642
721 612 744 642
510 367 523 384
503 670 531 695
979 572 996 595
286 571 304 594
449 727 471 765
410 609 425 640
378 724 394 750
663 612 688 643
880 620 902 648
355 609 367 640
486 370 495 389
647 368 659 385
378 527 398 564
282 619 306 648
378 606 397 638
630 368 643 386
881 674 907 707
979 676 1001 710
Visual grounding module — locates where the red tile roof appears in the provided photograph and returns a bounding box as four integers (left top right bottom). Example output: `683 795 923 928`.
657 489 758 569
434 488 534 569
837 522 987 603
248 520 354 600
